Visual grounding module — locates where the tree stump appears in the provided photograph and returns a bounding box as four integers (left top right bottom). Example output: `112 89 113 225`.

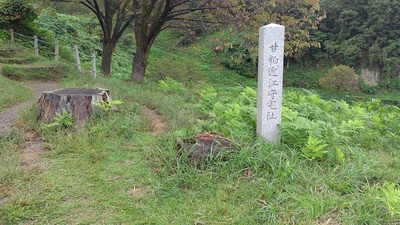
37 88 112 125
177 132 236 160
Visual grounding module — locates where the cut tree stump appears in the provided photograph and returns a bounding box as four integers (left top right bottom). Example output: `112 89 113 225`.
177 132 236 160
37 88 112 125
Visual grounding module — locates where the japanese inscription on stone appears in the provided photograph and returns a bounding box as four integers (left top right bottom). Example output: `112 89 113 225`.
257 24 285 143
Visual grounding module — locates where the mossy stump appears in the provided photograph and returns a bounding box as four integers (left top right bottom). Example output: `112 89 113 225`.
37 88 112 125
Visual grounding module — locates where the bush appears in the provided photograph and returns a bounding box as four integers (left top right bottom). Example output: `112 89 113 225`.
319 65 360 93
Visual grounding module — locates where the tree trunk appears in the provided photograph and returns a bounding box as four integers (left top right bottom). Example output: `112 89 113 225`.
101 41 115 76
131 46 149 83
37 88 112 125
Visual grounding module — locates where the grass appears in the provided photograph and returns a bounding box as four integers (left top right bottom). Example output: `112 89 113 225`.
0 60 77 81
0 76 31 112
1 73 399 224
1 31 400 224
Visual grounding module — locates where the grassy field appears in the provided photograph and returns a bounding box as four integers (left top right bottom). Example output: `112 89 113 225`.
1 30 400 224
1 77 400 224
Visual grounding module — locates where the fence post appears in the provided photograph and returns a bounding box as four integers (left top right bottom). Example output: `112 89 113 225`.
73 45 81 72
55 39 59 62
34 35 39 56
10 29 14 45
91 53 97 79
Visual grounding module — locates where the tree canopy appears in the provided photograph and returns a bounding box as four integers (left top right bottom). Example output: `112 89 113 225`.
0 0 37 30
319 0 400 79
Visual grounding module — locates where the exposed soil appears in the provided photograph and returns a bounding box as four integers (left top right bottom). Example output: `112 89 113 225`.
0 81 59 169
141 104 166 136
0 81 60 137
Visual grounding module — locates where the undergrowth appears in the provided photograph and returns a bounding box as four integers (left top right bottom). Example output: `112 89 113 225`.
1 14 400 224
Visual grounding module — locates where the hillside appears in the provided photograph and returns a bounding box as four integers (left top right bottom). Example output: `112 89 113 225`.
1 10 400 225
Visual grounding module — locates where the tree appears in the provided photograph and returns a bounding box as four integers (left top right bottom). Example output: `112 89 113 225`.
130 0 242 82
50 0 135 76
51 0 241 82
319 0 400 80
210 0 325 77
0 0 37 30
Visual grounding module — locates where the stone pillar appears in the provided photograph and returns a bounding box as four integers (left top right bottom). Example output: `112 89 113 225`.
257 23 285 143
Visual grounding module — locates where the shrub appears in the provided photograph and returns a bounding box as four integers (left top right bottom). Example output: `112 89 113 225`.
319 65 360 93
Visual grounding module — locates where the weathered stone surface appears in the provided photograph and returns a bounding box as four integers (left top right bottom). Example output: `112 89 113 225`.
361 67 380 86
257 23 285 143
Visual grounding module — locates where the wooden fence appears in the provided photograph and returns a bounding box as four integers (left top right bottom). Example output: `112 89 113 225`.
7 29 97 79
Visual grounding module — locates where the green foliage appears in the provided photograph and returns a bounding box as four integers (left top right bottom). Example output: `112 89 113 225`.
198 86 257 142
35 9 101 59
320 0 400 79
217 41 257 78
0 76 31 111
359 79 379 95
41 108 73 132
2 6 400 224
93 99 124 112
280 88 400 162
385 77 400 91
197 86 218 113
300 135 327 160
2 32 400 224
0 0 37 29
148 54 208 83
284 64 328 89
377 183 400 217
1 64 66 81
158 77 187 95
319 65 359 92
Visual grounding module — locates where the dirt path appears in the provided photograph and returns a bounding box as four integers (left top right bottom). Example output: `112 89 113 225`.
141 104 166 135
0 81 59 137
1 81 167 168
0 81 59 169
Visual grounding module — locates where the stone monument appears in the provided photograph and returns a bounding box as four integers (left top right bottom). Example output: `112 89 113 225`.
257 23 285 143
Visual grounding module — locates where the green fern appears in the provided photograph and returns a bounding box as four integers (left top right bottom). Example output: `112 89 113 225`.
377 183 400 217
41 108 73 131
300 135 328 160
